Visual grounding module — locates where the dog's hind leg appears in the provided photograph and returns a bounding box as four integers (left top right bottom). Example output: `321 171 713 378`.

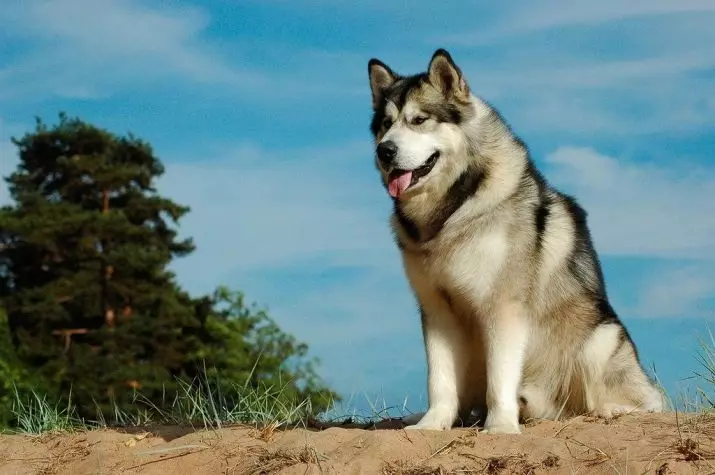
580 323 664 418
518 383 560 421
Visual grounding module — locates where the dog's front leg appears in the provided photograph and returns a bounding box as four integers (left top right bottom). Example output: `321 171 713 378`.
405 305 466 431
482 302 528 434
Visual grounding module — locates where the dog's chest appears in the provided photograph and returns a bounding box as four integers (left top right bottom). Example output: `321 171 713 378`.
402 224 509 306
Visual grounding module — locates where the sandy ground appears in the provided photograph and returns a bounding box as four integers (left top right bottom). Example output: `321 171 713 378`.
1 412 714 474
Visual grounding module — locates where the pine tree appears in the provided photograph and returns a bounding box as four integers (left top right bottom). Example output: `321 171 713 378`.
0 113 201 415
0 113 338 420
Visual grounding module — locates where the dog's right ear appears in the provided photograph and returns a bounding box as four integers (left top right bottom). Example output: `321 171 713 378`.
428 48 469 99
368 58 397 110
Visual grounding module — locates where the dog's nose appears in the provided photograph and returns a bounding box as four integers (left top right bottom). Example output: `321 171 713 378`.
376 141 398 165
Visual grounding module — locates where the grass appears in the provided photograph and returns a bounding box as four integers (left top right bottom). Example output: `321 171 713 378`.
10 386 82 435
694 328 715 410
118 372 317 431
1 368 414 436
2 361 335 435
250 446 329 474
5 382 314 436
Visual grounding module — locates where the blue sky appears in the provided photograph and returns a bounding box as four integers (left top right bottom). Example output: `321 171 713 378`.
1 0 714 414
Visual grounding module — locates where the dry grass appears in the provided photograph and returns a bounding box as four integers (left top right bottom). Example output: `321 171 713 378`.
654 461 672 474
383 452 561 475
541 453 560 469
33 438 95 475
563 436 613 467
670 410 715 470
382 459 450 475
246 444 328 474
250 421 280 443
461 453 539 474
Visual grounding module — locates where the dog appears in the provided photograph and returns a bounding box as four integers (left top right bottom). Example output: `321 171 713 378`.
366 49 664 433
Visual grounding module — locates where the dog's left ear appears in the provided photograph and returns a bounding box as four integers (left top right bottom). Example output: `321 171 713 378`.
428 49 469 98
368 58 397 110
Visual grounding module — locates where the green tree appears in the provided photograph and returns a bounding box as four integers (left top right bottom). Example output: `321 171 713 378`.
0 113 337 421
0 112 200 417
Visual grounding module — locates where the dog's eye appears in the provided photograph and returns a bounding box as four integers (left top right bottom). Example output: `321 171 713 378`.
411 116 428 125
382 117 393 129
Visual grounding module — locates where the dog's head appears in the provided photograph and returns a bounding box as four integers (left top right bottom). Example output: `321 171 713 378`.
367 49 476 200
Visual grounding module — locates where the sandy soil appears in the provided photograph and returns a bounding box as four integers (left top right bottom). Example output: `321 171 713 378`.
1 412 714 474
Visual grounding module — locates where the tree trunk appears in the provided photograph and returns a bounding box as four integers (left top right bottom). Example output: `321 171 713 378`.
101 188 115 328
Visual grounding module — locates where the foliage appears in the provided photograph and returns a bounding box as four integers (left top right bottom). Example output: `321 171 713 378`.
0 113 337 427
0 308 46 428
189 286 338 412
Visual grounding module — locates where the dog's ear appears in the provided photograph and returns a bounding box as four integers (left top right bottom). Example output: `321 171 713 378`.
368 58 397 110
428 49 469 98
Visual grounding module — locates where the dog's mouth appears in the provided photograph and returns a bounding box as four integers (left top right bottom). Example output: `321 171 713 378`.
387 151 440 198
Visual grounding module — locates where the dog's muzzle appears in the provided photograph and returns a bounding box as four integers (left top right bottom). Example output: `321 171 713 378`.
385 151 440 198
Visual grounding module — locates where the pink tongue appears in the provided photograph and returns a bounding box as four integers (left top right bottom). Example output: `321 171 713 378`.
388 171 413 198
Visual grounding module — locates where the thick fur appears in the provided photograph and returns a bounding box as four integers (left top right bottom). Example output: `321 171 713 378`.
367 49 664 433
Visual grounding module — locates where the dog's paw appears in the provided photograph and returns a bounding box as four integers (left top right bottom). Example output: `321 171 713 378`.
592 403 638 419
404 408 455 431
481 422 522 434
405 421 451 431
483 409 522 434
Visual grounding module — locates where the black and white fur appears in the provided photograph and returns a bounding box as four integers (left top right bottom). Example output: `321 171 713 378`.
367 49 664 433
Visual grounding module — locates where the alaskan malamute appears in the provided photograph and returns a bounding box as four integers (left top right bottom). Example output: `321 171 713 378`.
367 49 664 432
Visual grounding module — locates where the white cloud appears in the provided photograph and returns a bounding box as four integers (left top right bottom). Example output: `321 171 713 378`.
474 52 714 92
632 265 715 319
472 72 715 135
439 0 715 44
0 0 368 103
509 0 715 31
0 0 263 99
544 146 715 260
